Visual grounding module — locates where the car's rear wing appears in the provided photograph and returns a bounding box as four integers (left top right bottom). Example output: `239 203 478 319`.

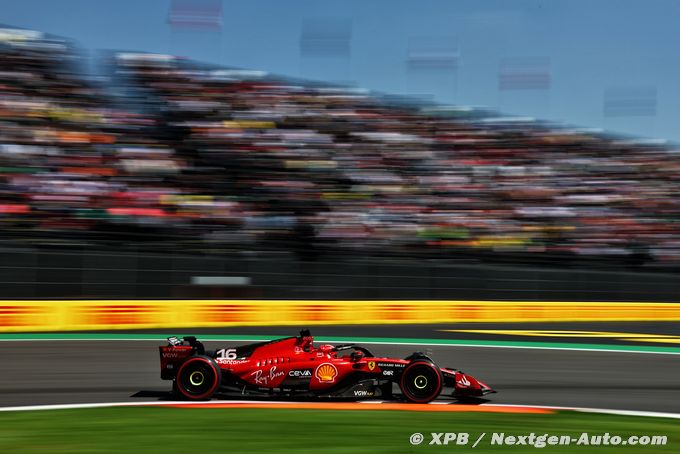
159 336 205 380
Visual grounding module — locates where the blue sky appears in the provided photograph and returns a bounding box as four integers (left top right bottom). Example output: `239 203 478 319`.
2 0 679 141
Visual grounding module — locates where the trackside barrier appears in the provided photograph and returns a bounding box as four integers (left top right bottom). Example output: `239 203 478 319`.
1 300 680 332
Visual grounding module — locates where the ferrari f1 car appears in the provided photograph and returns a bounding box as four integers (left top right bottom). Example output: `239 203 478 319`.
159 330 495 403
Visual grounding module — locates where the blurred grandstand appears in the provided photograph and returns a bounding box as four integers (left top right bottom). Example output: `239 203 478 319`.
2 25 680 271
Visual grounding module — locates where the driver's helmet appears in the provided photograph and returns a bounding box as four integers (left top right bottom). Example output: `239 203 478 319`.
350 350 365 362
318 344 335 354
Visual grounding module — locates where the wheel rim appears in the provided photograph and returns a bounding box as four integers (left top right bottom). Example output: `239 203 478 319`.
402 363 441 402
189 371 205 386
179 360 217 398
414 375 428 389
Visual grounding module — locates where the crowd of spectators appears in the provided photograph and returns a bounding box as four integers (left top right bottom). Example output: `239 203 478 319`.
2 27 680 265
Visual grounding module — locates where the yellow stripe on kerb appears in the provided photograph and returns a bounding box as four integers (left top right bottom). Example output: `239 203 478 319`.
0 300 679 332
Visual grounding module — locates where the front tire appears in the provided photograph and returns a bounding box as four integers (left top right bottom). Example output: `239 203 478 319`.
175 356 221 400
399 361 443 403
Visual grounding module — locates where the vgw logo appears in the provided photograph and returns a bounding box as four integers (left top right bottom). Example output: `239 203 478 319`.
353 390 374 397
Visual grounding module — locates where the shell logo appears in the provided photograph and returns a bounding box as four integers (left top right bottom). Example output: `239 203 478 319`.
315 363 338 383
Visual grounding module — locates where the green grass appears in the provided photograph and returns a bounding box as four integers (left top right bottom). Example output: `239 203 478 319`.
0 407 677 453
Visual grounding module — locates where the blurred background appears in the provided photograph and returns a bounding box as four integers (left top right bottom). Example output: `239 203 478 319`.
2 0 680 301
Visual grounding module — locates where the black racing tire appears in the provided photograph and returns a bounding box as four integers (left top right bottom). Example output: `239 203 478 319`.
399 360 443 403
175 355 221 400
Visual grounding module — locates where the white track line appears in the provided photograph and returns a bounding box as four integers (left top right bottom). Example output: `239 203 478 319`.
0 400 309 412
1 400 679 419
482 403 680 420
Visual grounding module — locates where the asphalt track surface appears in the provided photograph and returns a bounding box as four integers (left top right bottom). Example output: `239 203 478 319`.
2 327 680 412
130 321 680 346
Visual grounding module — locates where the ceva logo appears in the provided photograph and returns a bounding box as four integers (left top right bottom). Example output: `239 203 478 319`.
288 369 312 378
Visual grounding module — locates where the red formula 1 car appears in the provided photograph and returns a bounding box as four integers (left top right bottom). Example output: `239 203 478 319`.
159 330 495 403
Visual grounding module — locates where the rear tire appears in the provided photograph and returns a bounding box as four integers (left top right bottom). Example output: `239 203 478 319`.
175 356 221 400
399 360 442 403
